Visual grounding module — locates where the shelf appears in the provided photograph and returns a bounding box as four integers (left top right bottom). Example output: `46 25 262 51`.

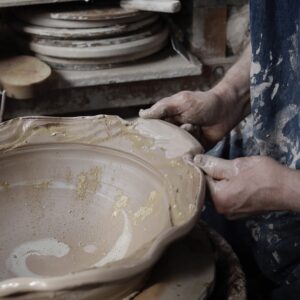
48 48 203 90
0 0 79 8
3 50 203 119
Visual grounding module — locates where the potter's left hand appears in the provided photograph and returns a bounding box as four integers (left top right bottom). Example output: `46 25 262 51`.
193 155 300 219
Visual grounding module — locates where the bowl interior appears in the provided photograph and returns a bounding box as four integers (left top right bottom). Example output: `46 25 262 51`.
0 144 172 280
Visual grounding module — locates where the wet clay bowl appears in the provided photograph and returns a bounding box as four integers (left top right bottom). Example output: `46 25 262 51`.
0 115 205 299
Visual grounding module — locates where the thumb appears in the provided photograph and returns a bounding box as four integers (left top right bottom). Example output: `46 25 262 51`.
194 154 237 180
139 97 180 119
139 101 169 119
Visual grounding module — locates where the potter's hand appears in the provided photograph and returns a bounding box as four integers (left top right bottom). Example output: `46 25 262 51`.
140 90 240 149
140 46 251 149
194 155 297 219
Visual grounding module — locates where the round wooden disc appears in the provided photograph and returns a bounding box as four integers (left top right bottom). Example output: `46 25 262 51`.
11 15 159 40
17 27 169 59
0 56 51 99
14 7 154 29
0 56 51 87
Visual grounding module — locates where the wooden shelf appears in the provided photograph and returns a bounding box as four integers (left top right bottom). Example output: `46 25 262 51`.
47 48 202 90
0 0 79 8
3 49 203 119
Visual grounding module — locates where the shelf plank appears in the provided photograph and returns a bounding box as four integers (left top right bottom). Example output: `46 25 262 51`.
48 49 202 90
0 0 79 8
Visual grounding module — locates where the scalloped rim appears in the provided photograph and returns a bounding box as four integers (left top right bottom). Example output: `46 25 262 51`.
0 115 205 297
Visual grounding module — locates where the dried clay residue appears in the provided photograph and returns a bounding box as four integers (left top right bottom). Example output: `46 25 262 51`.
0 180 10 190
76 166 101 200
133 190 160 225
111 189 162 225
112 190 130 217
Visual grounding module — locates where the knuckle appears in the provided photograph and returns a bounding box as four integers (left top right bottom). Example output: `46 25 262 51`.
179 91 192 102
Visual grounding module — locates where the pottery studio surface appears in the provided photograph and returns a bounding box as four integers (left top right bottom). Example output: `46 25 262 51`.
0 115 206 300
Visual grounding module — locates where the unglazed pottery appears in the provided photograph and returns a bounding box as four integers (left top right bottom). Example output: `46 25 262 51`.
14 6 153 28
0 115 205 299
17 26 169 59
12 15 159 39
35 41 165 71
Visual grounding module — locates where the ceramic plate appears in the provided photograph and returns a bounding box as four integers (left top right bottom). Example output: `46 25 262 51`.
17 27 169 59
11 15 159 39
14 7 154 29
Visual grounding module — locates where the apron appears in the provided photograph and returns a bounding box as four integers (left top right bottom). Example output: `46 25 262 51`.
206 0 300 289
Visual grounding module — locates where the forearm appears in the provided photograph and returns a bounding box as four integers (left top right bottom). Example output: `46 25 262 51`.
211 45 251 121
280 168 300 212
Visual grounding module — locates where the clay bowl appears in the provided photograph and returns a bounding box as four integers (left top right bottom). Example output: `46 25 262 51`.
0 115 205 299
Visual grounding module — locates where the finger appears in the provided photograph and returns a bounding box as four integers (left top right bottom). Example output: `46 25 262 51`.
139 104 166 119
194 154 237 180
139 97 178 119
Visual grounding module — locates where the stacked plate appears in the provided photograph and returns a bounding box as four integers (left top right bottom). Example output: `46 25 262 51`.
10 3 169 70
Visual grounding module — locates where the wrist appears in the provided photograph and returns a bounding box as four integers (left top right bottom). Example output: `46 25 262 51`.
279 168 300 212
210 81 238 105
209 82 251 132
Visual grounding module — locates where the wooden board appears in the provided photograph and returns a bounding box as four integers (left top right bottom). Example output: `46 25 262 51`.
0 0 78 8
190 6 227 59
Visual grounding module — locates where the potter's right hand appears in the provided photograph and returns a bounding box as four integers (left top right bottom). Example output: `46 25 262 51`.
139 90 237 149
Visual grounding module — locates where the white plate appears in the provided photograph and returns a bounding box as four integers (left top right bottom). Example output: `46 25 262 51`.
11 15 159 39
15 7 154 29
36 41 166 70
17 27 169 59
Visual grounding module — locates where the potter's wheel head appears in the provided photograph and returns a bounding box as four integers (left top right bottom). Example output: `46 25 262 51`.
0 115 205 299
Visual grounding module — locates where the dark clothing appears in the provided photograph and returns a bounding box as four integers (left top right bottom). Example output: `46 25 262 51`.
249 0 300 287
206 1 300 298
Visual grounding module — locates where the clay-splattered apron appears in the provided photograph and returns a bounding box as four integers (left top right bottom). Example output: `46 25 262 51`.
205 0 300 294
